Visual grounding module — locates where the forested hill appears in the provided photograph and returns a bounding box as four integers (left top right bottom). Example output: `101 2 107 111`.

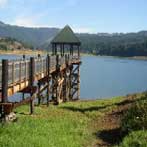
79 32 147 56
0 21 59 48
0 21 147 57
0 37 33 51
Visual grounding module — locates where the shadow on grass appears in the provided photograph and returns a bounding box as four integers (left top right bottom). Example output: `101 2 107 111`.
60 99 135 116
60 105 110 114
14 112 30 116
95 127 126 146
115 94 147 106
60 97 139 115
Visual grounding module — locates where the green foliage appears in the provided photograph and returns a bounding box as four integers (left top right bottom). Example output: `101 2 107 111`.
121 98 147 133
0 44 8 50
79 32 147 57
0 37 34 51
115 131 147 147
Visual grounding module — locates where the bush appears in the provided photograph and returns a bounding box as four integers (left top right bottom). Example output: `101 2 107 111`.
121 99 147 133
0 44 8 50
115 131 147 147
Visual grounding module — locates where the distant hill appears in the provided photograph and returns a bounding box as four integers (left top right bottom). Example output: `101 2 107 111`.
0 37 33 51
1 21 147 56
0 21 59 49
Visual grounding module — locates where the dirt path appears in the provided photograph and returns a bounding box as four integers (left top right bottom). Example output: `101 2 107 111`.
91 94 141 147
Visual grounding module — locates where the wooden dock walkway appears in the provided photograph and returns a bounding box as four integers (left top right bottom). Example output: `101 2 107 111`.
0 25 82 121
0 55 81 117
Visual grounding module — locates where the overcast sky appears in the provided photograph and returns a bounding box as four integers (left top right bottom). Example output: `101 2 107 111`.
0 0 147 33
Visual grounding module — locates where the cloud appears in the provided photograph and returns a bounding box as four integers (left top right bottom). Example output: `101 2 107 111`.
73 27 96 33
0 0 8 7
11 15 49 28
11 16 96 33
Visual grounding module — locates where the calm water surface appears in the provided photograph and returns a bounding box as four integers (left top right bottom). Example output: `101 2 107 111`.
80 56 147 99
1 54 147 100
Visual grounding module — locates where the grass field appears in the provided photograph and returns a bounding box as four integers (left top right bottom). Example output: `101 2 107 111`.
0 93 146 147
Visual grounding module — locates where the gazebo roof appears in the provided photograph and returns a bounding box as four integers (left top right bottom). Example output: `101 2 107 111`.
51 25 81 45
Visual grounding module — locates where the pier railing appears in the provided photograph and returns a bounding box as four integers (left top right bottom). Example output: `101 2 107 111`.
0 55 80 89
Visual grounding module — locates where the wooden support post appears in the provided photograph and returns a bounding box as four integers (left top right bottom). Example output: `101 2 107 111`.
47 55 50 106
60 44 62 56
65 54 68 65
1 59 8 119
63 44 65 56
52 44 54 55
78 45 80 57
64 55 68 101
22 93 25 100
29 57 35 114
51 74 55 101
56 54 59 70
62 70 66 102
69 65 73 100
72 45 73 56
77 64 80 99
70 45 72 55
56 55 59 104
55 44 57 55
38 82 41 105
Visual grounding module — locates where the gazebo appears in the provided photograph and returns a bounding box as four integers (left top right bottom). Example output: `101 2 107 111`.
51 25 81 57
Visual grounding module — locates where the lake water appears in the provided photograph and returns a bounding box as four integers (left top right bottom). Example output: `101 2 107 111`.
1 54 147 100
80 56 147 99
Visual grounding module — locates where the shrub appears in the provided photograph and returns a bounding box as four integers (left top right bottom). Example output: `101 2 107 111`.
115 131 147 147
121 99 147 133
0 44 8 50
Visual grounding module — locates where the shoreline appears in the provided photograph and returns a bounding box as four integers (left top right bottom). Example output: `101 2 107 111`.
1 50 147 61
0 49 47 56
81 53 147 61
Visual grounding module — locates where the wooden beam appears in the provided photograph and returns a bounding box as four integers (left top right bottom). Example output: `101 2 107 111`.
13 96 34 108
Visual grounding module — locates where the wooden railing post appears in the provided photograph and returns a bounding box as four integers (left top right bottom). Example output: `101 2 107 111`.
29 57 35 114
0 60 8 119
19 61 22 85
30 57 35 87
12 62 15 89
23 55 25 60
2 59 8 103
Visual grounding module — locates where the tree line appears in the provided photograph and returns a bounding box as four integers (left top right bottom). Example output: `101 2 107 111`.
78 31 147 57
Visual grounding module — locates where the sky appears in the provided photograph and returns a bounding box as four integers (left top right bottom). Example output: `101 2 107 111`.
0 0 147 33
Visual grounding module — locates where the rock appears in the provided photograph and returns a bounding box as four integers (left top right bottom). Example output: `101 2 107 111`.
5 112 17 122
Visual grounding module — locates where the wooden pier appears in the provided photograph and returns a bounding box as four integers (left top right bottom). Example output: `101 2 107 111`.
0 25 81 119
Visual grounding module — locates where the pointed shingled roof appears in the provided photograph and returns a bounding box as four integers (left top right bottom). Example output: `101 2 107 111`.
51 25 81 45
